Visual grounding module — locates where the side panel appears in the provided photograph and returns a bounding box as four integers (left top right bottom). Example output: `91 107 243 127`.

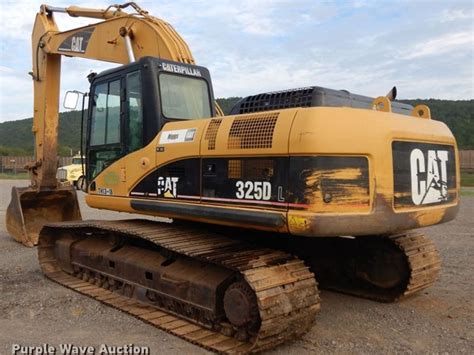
200 110 296 157
392 141 456 208
288 156 370 212
131 158 200 200
130 157 289 209
88 106 460 238
202 157 288 209
125 120 208 197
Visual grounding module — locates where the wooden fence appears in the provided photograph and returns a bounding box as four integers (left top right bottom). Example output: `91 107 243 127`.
460 150 474 171
0 156 73 174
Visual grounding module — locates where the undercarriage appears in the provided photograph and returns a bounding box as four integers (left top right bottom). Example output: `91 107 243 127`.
38 219 440 353
38 219 320 353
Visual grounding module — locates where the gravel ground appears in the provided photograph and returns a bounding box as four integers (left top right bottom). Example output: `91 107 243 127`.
1 179 473 354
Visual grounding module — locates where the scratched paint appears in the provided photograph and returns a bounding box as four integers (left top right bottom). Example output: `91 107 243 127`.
289 156 371 213
414 208 446 227
304 168 370 211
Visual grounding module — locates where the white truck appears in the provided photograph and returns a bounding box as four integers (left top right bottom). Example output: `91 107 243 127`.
56 156 85 190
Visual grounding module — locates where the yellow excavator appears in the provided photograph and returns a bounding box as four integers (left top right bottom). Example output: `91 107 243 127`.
6 2 460 353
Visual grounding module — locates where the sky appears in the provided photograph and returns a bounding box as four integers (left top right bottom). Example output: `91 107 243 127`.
0 0 473 123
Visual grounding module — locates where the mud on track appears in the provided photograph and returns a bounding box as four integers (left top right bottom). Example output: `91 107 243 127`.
1 179 473 354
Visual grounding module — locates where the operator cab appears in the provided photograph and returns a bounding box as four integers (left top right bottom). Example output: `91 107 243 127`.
85 57 216 182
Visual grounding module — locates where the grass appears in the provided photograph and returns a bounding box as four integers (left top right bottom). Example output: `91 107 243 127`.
461 187 474 197
0 172 29 180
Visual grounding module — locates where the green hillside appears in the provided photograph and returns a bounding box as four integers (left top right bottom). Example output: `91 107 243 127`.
0 98 472 156
400 99 473 149
0 110 87 156
217 97 242 115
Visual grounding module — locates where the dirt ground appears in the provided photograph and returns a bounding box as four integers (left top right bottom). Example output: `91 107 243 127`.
1 179 473 354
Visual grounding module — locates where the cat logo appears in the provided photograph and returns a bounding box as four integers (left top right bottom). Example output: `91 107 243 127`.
58 28 94 54
410 149 449 205
157 176 179 198
70 36 84 52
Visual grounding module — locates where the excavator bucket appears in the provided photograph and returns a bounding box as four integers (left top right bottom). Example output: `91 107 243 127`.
6 186 82 247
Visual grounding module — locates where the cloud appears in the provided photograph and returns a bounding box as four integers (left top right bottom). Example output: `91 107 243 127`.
0 1 38 41
0 66 33 121
401 31 473 60
440 8 474 22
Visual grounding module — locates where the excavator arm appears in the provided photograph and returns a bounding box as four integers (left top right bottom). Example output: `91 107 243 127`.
6 2 220 246
32 2 197 187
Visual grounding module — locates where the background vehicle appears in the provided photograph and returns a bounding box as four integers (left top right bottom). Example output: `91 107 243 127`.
5 3 459 353
56 155 86 189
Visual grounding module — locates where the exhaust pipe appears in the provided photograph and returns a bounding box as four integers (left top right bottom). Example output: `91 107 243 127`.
386 86 397 101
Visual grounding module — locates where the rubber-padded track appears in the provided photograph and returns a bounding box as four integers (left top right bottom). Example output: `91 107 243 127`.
38 219 320 354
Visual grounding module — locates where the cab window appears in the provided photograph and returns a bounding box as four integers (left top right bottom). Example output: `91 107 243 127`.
88 79 122 180
126 71 143 152
90 80 121 145
159 73 211 120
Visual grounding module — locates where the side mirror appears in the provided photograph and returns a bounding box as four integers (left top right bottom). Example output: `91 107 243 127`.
64 91 80 109
77 175 88 192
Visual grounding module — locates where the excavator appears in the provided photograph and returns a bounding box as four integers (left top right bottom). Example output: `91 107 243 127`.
5 2 459 353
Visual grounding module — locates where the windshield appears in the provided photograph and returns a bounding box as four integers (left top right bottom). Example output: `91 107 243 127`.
72 158 82 164
159 73 211 120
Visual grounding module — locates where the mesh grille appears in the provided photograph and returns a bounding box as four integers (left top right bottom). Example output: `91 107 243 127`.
228 113 278 149
56 169 67 180
233 88 314 114
204 119 222 150
228 160 242 179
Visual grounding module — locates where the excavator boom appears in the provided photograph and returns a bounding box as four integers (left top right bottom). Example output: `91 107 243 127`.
6 2 207 246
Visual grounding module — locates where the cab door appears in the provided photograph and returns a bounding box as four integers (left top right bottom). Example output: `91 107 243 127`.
87 77 123 182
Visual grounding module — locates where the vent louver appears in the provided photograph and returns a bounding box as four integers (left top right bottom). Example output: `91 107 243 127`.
228 113 278 149
228 160 242 179
204 119 222 150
